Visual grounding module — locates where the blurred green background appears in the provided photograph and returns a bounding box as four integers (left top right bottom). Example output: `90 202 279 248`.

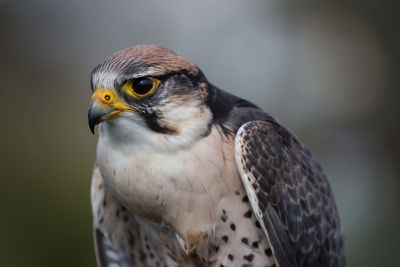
0 1 399 266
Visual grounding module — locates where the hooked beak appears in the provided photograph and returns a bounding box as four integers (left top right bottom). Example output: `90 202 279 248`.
88 88 135 134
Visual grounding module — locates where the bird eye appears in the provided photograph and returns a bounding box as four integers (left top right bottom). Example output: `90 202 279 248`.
124 77 160 99
133 78 154 95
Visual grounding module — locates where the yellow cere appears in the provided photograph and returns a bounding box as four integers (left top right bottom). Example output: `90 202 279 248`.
91 88 134 112
91 88 115 103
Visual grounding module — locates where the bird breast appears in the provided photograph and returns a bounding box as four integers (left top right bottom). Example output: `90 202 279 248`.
96 125 241 236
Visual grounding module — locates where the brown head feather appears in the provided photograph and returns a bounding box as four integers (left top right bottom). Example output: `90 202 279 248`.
97 45 199 77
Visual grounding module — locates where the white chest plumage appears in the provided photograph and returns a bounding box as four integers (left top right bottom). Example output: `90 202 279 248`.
96 122 240 239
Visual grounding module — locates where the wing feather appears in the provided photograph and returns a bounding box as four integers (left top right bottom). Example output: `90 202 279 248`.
235 120 345 267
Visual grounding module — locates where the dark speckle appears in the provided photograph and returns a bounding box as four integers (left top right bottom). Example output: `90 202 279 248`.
255 220 261 228
241 237 249 245
222 236 229 243
228 254 234 261
242 196 249 202
230 223 236 231
244 253 254 262
252 241 259 248
221 214 227 222
243 210 252 218
235 190 240 195
265 248 272 257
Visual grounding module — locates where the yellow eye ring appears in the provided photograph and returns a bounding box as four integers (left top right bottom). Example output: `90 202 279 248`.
123 77 160 99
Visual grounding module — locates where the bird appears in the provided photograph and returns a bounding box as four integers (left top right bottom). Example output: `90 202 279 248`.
88 44 345 267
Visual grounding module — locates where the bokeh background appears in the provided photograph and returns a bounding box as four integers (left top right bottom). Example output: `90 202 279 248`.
1 0 399 266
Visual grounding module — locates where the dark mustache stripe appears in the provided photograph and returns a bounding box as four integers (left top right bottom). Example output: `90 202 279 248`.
140 111 176 135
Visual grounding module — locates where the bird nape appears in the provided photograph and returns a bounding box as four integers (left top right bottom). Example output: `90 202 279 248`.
88 44 345 267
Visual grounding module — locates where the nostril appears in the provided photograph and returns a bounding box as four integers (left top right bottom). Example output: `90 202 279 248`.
104 95 111 101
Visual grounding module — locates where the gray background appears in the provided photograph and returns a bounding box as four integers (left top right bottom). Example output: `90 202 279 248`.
0 1 399 266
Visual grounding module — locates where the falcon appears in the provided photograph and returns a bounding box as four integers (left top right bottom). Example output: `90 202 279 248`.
88 45 345 267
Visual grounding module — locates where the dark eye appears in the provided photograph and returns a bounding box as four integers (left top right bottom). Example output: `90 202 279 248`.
132 78 154 95
124 77 160 99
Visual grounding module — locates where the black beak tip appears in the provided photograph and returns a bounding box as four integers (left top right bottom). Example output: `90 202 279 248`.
88 105 98 135
88 111 96 134
88 99 112 135
88 100 100 135
89 121 95 134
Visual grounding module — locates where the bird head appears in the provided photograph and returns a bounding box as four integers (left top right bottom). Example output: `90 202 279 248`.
88 45 217 149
